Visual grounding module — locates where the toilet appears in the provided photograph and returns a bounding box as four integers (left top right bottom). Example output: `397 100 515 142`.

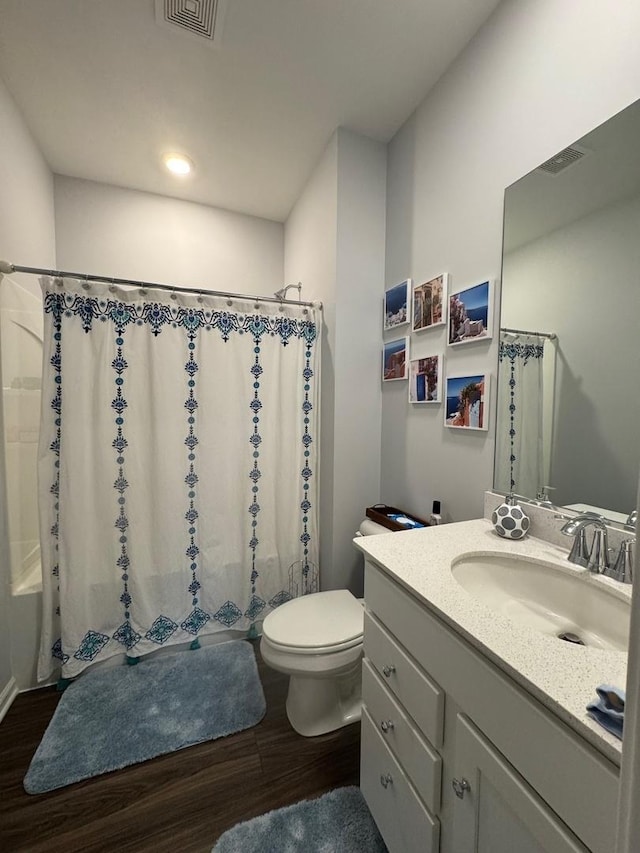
260 517 388 737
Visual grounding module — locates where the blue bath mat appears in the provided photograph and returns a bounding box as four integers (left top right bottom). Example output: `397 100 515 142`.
24 640 266 794
212 787 388 852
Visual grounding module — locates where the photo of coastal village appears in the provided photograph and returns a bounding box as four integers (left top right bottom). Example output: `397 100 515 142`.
413 275 445 331
409 355 440 402
384 279 410 329
445 374 487 429
448 280 490 345
383 338 408 381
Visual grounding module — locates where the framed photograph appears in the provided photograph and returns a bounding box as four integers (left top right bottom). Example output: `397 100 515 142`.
412 274 448 332
409 355 442 403
384 279 411 330
448 279 493 346
444 373 490 430
383 337 409 381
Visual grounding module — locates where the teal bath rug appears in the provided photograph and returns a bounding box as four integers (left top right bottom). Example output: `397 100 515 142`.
212 787 388 853
24 640 266 794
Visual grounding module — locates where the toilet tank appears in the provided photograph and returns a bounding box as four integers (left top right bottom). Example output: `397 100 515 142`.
356 518 391 537
357 504 430 536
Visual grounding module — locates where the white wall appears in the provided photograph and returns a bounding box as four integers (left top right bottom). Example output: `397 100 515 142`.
502 192 640 512
382 0 640 523
285 128 386 593
54 176 284 296
0 76 56 704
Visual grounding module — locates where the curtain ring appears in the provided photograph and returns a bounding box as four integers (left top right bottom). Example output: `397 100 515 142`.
54 276 63 288
82 280 90 291
226 298 233 307
303 308 308 314
278 303 284 312
254 301 260 310
139 287 148 297
109 284 116 294
197 290 204 304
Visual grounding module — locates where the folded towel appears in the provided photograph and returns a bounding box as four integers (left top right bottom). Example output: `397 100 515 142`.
586 685 625 739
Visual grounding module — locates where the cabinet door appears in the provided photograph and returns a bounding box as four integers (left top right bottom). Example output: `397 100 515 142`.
451 715 589 853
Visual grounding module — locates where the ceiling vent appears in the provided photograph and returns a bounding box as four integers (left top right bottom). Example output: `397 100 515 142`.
155 0 227 46
537 145 589 176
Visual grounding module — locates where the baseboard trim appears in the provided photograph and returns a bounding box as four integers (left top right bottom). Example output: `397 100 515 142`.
0 676 19 724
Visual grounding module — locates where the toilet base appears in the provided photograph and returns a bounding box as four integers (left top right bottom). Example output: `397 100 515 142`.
285 659 362 737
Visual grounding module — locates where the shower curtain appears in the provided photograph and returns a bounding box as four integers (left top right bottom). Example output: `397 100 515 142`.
37 278 320 681
494 332 546 499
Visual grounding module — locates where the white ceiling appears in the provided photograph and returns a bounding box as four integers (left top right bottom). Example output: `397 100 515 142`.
0 0 501 222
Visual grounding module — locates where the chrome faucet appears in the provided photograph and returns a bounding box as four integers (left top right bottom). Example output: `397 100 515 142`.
560 513 610 573
625 509 637 531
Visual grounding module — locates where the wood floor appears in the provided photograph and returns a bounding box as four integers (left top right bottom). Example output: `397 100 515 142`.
0 642 361 852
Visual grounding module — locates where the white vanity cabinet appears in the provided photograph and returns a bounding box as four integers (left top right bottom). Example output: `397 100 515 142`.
360 559 620 853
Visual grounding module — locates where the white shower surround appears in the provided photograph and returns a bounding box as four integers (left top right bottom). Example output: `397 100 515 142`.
38 278 320 680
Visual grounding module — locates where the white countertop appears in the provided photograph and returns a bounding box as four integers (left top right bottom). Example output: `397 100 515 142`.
354 517 629 766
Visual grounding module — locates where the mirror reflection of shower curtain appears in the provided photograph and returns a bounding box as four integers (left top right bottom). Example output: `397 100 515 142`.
37 278 321 681
495 332 552 498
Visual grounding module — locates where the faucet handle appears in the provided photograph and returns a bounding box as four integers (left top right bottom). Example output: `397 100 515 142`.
604 539 634 584
625 509 637 531
587 527 610 574
566 527 590 567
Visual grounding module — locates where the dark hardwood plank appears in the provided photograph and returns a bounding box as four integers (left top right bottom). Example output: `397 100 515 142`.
0 642 361 852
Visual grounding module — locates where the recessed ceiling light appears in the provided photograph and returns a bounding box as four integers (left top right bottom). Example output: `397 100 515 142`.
163 153 194 176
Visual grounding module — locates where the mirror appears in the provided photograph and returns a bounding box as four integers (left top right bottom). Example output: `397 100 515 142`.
494 98 640 526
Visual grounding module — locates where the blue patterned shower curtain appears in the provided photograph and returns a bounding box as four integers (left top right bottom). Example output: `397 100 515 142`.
37 278 320 681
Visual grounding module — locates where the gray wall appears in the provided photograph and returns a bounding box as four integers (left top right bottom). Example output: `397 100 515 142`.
284 133 339 590
285 128 386 594
382 0 640 524
54 176 284 295
0 76 56 705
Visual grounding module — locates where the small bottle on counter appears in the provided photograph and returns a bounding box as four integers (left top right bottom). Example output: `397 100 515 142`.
429 500 442 525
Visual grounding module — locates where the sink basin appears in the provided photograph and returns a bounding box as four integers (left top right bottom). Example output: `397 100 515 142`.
451 552 630 651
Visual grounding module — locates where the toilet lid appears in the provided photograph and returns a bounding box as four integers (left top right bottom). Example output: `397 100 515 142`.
263 589 363 650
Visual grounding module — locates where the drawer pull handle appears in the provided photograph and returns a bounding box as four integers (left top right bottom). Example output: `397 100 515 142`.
380 773 393 789
452 777 471 799
380 719 395 734
382 665 396 678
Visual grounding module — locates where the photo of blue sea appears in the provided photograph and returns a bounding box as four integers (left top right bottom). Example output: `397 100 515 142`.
384 338 406 361
460 281 489 325
385 281 408 314
446 374 483 418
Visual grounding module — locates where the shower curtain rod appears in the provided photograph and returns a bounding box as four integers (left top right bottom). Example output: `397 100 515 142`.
0 260 321 309
500 325 557 340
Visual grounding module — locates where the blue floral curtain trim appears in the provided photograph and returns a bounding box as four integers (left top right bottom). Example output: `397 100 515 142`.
43 292 317 347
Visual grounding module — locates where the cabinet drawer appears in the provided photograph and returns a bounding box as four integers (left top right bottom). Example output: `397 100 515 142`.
364 609 444 748
363 659 442 814
361 708 440 853
365 562 434 671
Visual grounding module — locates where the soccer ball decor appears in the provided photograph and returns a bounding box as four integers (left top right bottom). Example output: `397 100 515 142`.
492 496 530 540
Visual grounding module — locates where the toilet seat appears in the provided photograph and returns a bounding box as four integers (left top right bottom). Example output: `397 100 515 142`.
262 633 362 656
262 589 363 654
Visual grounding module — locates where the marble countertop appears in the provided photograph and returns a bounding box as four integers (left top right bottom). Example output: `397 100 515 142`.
354 517 630 766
